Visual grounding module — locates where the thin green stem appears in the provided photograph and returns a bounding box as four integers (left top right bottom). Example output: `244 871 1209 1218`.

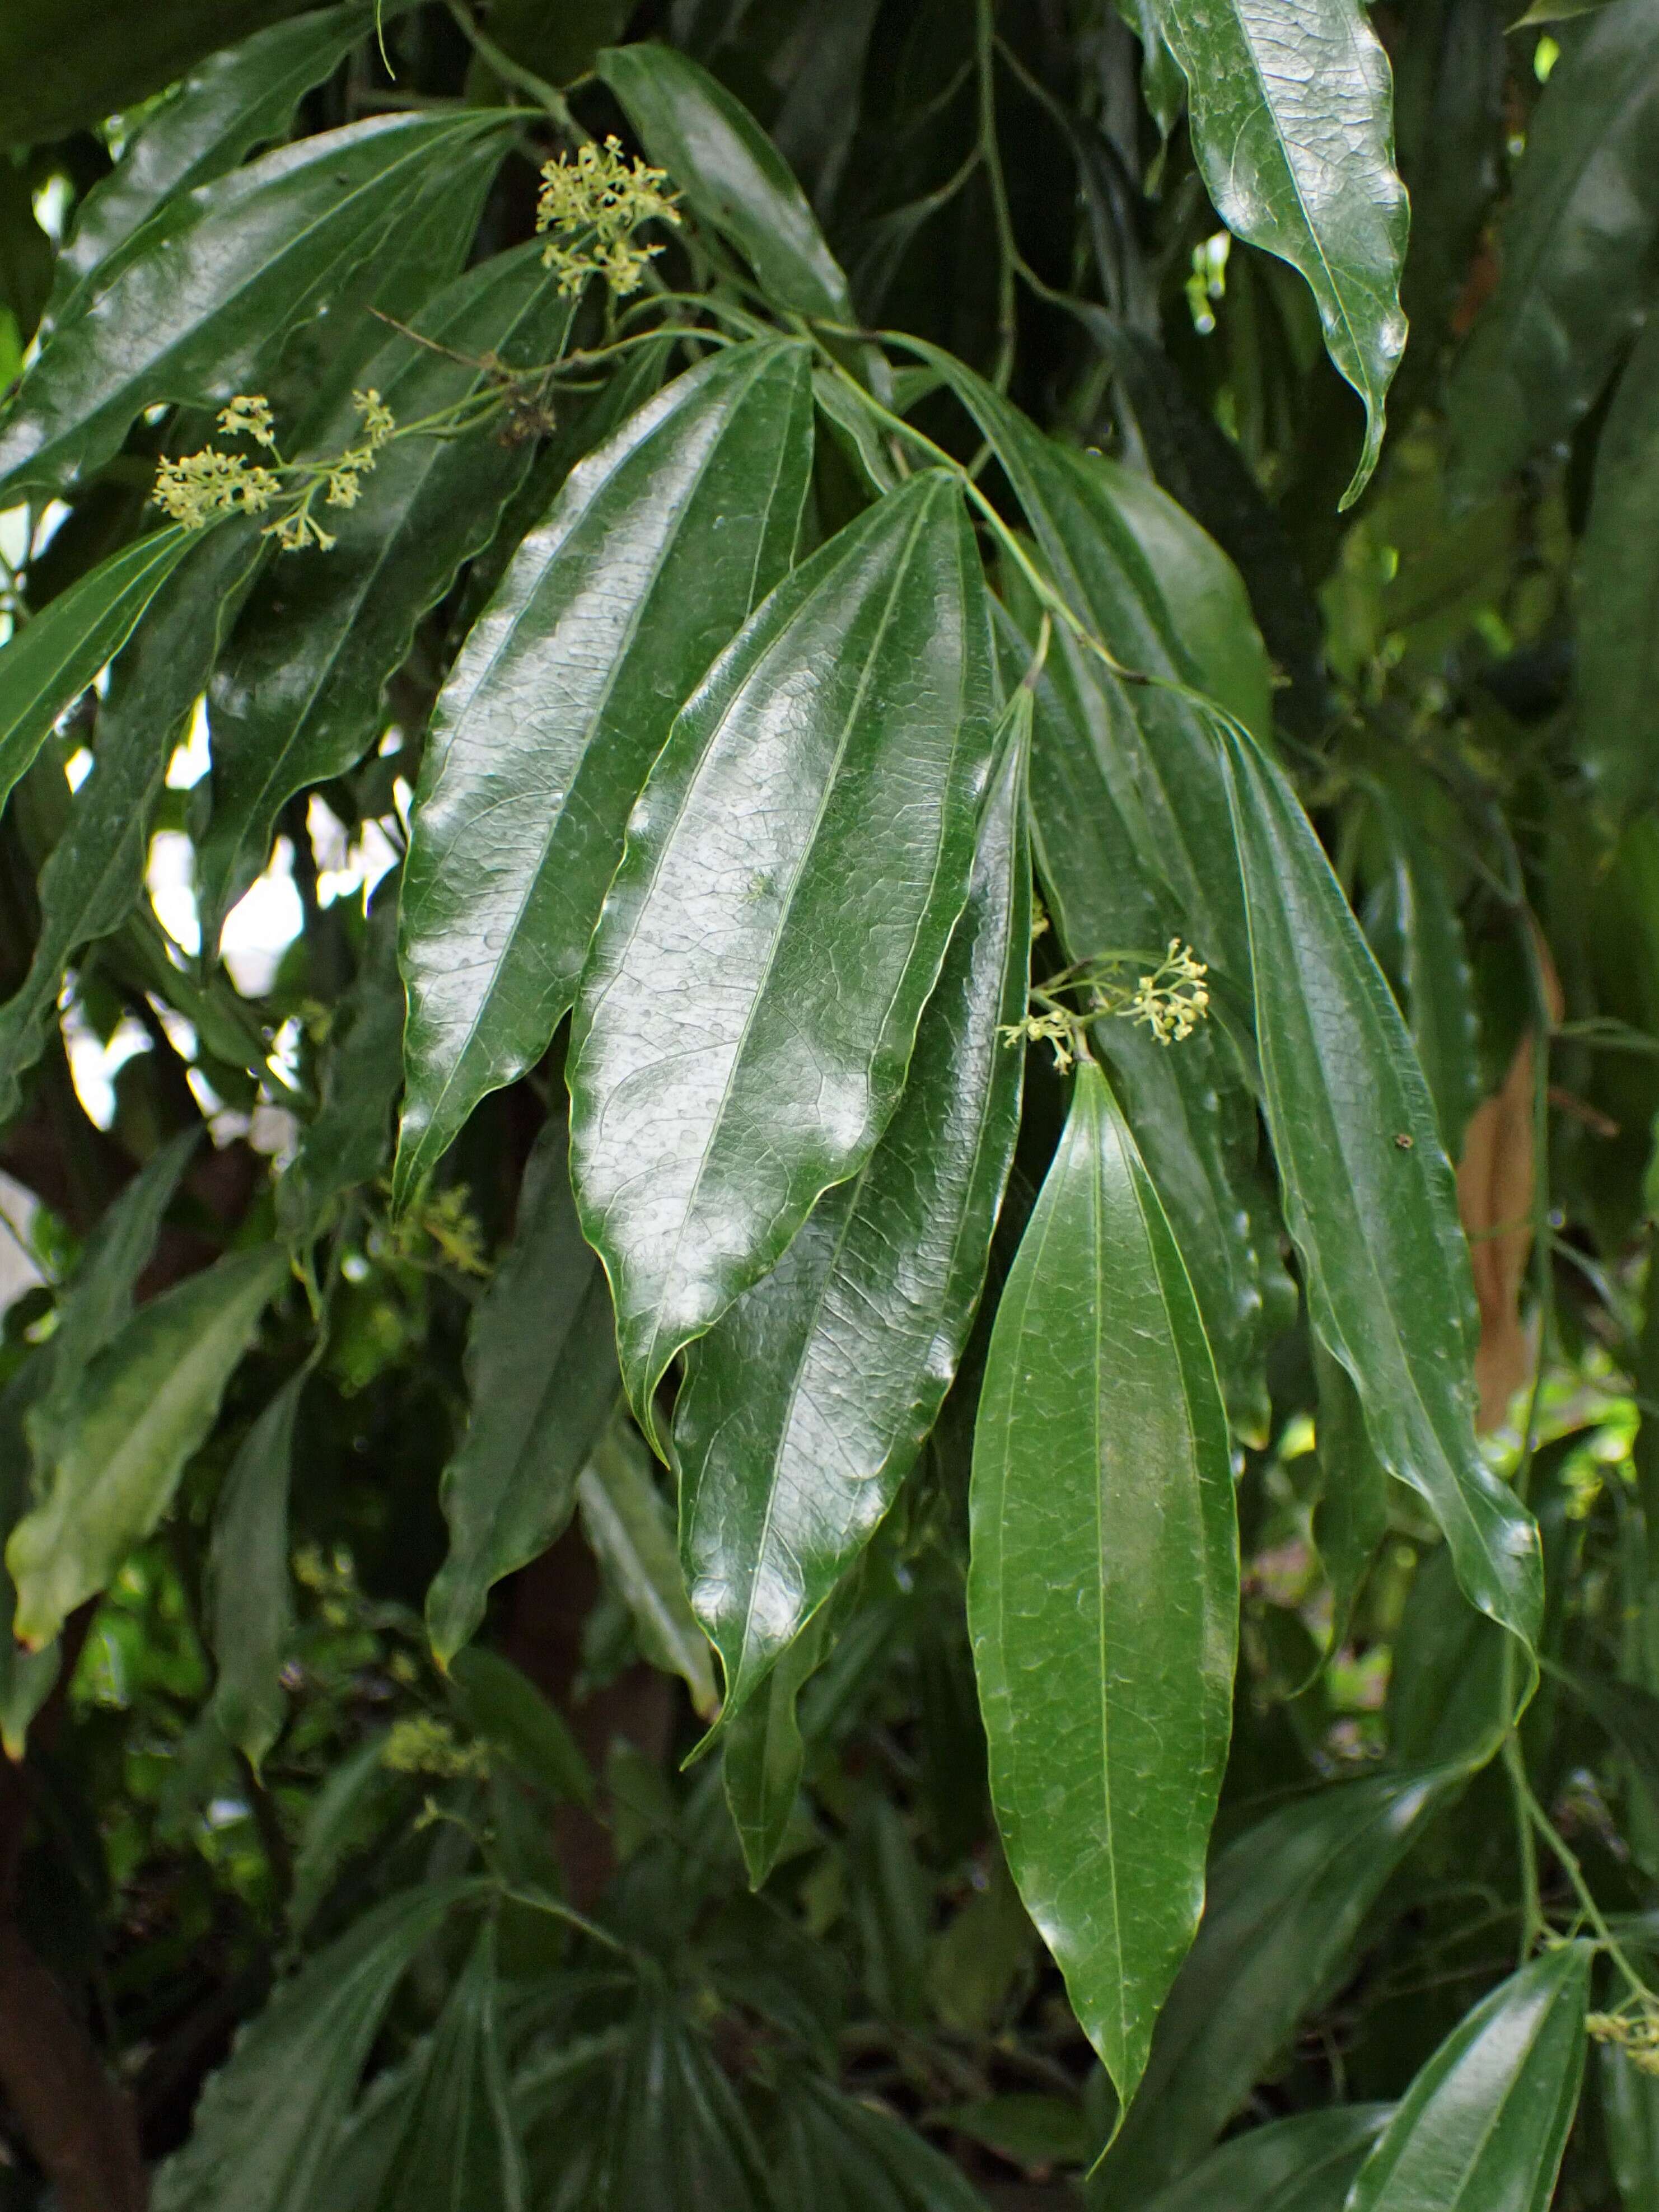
1502 1734 1544 1962
1515 1752 1655 2003
975 0 1018 392
445 0 581 136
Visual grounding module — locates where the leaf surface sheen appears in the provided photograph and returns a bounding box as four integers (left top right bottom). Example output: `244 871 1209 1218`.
968 1055 1238 2114
676 710 1030 1729
396 337 814 1199
568 467 996 1441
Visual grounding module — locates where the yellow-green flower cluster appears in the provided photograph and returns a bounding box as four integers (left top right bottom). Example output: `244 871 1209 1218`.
536 134 681 297
1588 2004 1659 2077
1127 938 1211 1045
381 1714 489 1781
151 389 398 551
152 446 280 529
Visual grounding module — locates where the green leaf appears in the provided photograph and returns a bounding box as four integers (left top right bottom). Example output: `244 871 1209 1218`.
0 1357 59 1757
595 43 853 321
1312 1340 1390 1638
568 468 995 1440
0 111 513 506
1603 2041 1659 2211
1579 313 1659 823
722 1611 828 1887
206 1369 303 1773
446 1644 592 1807
1146 0 1408 504
195 242 574 951
488 0 632 86
0 522 263 1126
968 1055 1237 2115
424 1111 619 1668
1139 2105 1394 2212
1098 1772 1450 2199
590 1994 774 2210
577 1417 717 1717
0 526 197 818
371 1920 526 2212
396 336 814 1200
1376 783 1482 1159
288 1730 406 1934
1347 1945 1590 2212
1114 1 1187 149
152 1880 484 2212
1447 0 1659 502
934 2096 1089 2171
1386 1543 1512 1770
777 2073 993 2212
677 703 1029 1732
1550 1663 1659 1821
7 1242 288 1647
1217 719 1542 1657
49 1 383 322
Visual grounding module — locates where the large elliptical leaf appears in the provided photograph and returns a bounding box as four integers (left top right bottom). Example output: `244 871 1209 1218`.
1578 312 1659 822
569 469 996 1443
968 1055 1237 2115
1347 1945 1590 2212
1216 721 1542 1656
396 339 814 1200
1146 0 1408 504
197 243 575 951
0 111 512 506
676 706 1030 1730
1446 0 1659 504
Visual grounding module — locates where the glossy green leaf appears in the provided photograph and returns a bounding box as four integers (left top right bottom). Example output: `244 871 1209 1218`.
596 43 853 321
0 522 262 1126
1218 719 1542 1656
153 1881 483 2212
1551 1663 1659 1821
49 1 383 322
722 1611 828 1887
1347 1945 1590 2212
0 111 512 506
1579 312 1659 822
372 1921 525 2212
205 1368 303 1773
1387 1542 1512 1770
1147 0 1408 503
396 337 814 1200
1140 2104 1392 2212
1603 2041 1659 2210
425 1111 619 1668
8 1242 288 1647
196 242 574 950
1447 0 1659 502
0 526 197 818
968 1055 1237 2113
577 1418 717 1716
1114 0 1187 148
677 704 1029 1732
1099 1772 1449 2198
1312 1339 1390 1638
446 1644 592 1807
569 468 994 1440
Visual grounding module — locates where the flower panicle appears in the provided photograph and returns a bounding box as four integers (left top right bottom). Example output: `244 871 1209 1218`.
536 134 681 298
1125 938 1211 1046
149 389 398 552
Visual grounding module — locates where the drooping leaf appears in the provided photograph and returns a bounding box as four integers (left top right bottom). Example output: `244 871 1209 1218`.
1146 0 1408 503
206 1368 305 1772
1579 312 1659 823
1311 1339 1390 1639
0 111 513 506
596 43 854 321
1139 2104 1392 2212
967 1054 1237 2115
568 467 995 1441
371 1921 526 2212
1386 1542 1512 1771
8 1242 288 1647
1603 2041 1659 2211
424 1111 619 1668
152 1881 484 2212
722 1611 828 1887
1098 1772 1450 2199
396 337 814 1200
446 1644 592 1807
1390 0 1506 386
576 1417 717 1717
1114 0 1187 150
1551 1664 1659 1821
1372 781 1482 1159
1347 1945 1590 2212
0 526 197 817
677 702 1029 1732
1217 719 1542 1656
587 1994 774 2211
196 242 574 950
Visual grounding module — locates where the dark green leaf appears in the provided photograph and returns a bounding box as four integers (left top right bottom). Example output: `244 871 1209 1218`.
968 1055 1237 2113
933 2096 1088 2171
1377 783 1482 1158
0 156 51 343
1312 1340 1390 1639
1386 1542 1512 1770
1551 1663 1659 1821
8 1241 288 1647
577 1416 716 1715
288 1730 405 1934
0 1357 58 1757
1603 2041 1659 2211
778 2075 992 2211
596 42 853 321
396 337 814 1199
722 1611 827 1886
446 1644 592 1807
1579 312 1659 822
1139 2105 1394 2212
372 1920 525 2212
207 1368 304 1771
1447 0 1659 502
488 0 632 86
1099 1773 1450 2198
425 1111 619 1668
196 242 574 949
0 111 513 506
1114 0 1187 148
0 526 196 816
590 1994 773 2211
152 1881 484 2212
1146 0 1408 503
1390 0 1506 387
1347 1944 1590 2212
677 704 1029 1731
1218 719 1542 1656
568 468 995 1440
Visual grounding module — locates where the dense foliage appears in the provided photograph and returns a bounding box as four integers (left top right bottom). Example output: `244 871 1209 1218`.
1 1 1657 2207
